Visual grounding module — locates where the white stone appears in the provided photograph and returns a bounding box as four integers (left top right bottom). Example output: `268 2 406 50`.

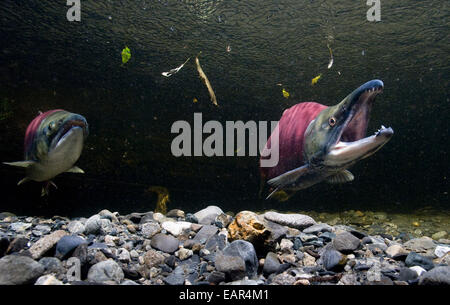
435 245 450 258
280 239 294 253
409 266 427 277
175 248 193 260
161 221 192 236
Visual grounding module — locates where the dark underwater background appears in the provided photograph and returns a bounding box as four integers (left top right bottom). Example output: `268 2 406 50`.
0 0 448 217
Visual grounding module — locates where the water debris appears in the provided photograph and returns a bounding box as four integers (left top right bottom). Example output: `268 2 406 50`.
193 97 198 103
161 57 191 77
327 44 334 69
226 45 231 53
195 52 218 106
121 46 131 65
282 88 290 98
311 74 322 86
147 186 170 214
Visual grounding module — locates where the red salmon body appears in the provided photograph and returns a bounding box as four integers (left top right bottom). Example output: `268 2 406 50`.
260 102 327 181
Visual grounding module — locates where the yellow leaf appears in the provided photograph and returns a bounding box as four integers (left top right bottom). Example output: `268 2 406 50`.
311 74 322 86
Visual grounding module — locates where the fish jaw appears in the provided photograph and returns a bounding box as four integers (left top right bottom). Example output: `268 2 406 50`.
324 125 394 168
26 126 85 182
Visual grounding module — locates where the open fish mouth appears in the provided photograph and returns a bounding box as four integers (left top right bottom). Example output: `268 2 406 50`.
327 80 393 165
50 118 88 150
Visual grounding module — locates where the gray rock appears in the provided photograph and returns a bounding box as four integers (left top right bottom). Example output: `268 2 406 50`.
215 253 246 281
55 235 87 259
405 252 434 271
34 225 51 235
263 252 281 275
322 249 346 271
194 205 224 225
185 213 198 224
263 211 316 229
121 279 140 285
404 237 436 255
419 266 450 285
192 225 218 244
0 255 44 285
332 231 361 253
9 222 32 233
150 233 180 253
140 222 161 238
166 209 185 218
39 257 63 274
164 265 186 285
222 240 258 278
207 271 226 284
67 221 85 235
398 267 418 282
303 223 333 234
319 232 336 242
87 259 124 283
84 215 102 235
98 209 119 223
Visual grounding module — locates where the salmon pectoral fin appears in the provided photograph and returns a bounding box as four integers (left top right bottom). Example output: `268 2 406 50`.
267 164 309 190
3 161 36 168
65 166 85 174
325 170 354 184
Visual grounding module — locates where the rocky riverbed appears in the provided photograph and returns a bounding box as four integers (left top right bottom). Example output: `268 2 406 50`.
0 206 449 285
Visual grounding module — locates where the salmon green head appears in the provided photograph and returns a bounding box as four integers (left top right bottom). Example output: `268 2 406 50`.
303 80 393 168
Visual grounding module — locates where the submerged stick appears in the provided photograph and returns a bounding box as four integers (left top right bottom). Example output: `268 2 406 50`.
195 52 218 106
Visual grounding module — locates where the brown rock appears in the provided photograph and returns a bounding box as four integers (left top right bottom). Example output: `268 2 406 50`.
228 211 270 244
29 230 68 260
143 249 165 268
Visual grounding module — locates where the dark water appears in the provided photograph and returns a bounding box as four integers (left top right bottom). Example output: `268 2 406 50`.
0 0 448 217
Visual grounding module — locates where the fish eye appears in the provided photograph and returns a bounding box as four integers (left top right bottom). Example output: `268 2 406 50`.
49 121 56 130
329 117 336 127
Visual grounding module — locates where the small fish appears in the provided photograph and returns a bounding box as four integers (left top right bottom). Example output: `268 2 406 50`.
282 88 290 98
121 46 131 65
195 52 218 106
311 74 322 86
162 57 191 77
193 97 198 103
3 110 89 196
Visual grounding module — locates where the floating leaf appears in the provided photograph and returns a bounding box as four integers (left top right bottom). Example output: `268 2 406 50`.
121 46 131 64
162 57 191 77
193 97 198 103
282 88 290 98
327 44 334 69
311 74 322 86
